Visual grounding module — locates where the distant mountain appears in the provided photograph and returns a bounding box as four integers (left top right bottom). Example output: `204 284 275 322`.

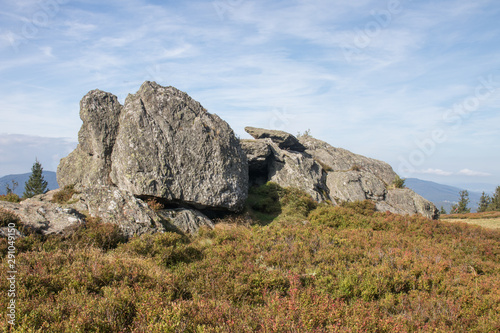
0 171 58 196
405 178 483 213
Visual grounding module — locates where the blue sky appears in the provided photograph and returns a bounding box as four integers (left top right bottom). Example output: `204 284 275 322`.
0 0 499 191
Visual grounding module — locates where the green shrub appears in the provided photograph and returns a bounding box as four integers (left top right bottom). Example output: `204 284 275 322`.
0 193 21 203
120 232 201 267
52 184 78 204
340 200 377 216
392 175 406 189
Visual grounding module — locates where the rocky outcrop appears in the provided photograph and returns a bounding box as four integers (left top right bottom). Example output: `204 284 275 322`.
72 186 167 237
299 135 397 185
57 90 122 188
58 82 248 213
241 134 328 202
110 82 248 212
0 190 85 235
326 171 386 203
241 128 438 219
376 189 439 219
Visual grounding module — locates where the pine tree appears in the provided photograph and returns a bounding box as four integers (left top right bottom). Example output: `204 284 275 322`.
23 159 48 198
439 206 447 215
477 192 492 212
488 186 500 211
451 190 471 214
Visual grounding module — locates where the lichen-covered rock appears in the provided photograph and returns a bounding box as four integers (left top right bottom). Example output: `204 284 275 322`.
241 129 438 219
0 190 85 235
240 137 328 201
245 127 306 152
298 135 397 185
73 186 167 238
267 142 328 202
109 81 248 211
157 208 213 234
57 90 122 188
376 189 439 220
326 171 386 203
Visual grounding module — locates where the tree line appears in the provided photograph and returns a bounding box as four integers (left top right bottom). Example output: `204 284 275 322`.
441 187 500 214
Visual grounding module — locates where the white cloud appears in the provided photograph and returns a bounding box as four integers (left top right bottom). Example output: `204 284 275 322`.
417 168 454 176
457 169 492 177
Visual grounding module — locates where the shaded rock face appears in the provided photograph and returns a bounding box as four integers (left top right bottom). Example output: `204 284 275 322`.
57 90 122 188
157 208 213 235
110 82 248 211
241 132 328 202
58 81 248 213
242 128 438 219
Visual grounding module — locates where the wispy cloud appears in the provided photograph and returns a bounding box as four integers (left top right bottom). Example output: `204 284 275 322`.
416 168 454 176
0 0 499 184
457 169 492 177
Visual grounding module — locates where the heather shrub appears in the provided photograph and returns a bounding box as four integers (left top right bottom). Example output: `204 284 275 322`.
120 232 201 266
145 198 164 211
2 187 500 332
247 182 282 214
0 192 21 203
0 207 20 227
52 184 78 204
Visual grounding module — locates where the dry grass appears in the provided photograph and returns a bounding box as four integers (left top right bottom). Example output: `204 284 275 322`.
440 211 500 229
443 218 500 229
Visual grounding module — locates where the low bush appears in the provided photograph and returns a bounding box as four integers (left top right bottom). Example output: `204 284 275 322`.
52 184 78 204
0 192 21 203
1 185 500 332
0 207 20 227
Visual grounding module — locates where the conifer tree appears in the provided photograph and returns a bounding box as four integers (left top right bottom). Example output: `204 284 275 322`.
23 159 48 198
439 206 447 215
477 192 492 212
451 190 470 214
488 186 500 211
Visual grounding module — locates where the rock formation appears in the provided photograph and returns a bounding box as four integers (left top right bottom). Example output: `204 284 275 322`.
241 128 438 219
109 82 248 212
55 81 248 235
0 190 86 235
57 90 122 188
2 83 440 241
58 82 248 212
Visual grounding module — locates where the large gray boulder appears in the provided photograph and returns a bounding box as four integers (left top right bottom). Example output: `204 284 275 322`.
57 90 122 188
376 189 439 220
58 81 248 212
241 136 328 202
327 171 386 203
109 82 248 211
